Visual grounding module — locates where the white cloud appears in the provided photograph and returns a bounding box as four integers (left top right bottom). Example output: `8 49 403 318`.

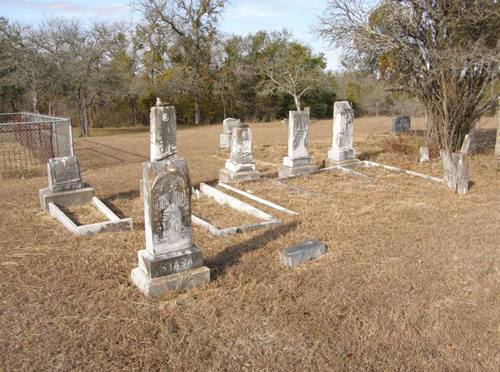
231 3 277 18
2 0 130 16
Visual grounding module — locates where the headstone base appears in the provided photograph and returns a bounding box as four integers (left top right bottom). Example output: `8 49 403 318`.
327 148 355 163
325 157 358 167
219 168 260 183
281 240 326 268
219 133 230 149
39 186 95 211
278 164 318 179
138 245 204 279
131 266 210 298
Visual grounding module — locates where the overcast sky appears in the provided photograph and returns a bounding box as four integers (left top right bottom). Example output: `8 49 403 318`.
0 0 341 70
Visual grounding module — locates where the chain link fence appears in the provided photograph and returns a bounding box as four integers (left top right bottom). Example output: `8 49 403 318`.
0 112 73 179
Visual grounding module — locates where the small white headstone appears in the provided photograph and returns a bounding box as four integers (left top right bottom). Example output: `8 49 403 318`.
419 146 430 162
225 123 256 172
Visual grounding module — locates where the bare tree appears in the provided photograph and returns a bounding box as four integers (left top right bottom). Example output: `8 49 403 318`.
136 0 226 125
318 0 499 152
258 31 326 112
33 19 115 136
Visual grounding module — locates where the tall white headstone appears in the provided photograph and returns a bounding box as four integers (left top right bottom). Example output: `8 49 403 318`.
219 121 260 183
326 101 355 165
132 105 210 298
150 103 177 161
278 110 317 178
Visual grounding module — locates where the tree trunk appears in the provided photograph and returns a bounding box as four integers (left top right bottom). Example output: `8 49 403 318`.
194 100 201 125
78 103 89 137
31 89 38 113
293 95 301 111
440 149 469 195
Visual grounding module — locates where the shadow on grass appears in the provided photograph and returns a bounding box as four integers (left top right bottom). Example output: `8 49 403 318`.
206 221 299 280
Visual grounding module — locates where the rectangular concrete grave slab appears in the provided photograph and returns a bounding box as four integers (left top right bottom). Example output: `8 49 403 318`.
362 160 444 184
39 186 95 211
47 197 133 236
391 116 411 133
191 183 282 237
281 240 326 268
218 182 298 215
47 156 83 192
327 101 355 164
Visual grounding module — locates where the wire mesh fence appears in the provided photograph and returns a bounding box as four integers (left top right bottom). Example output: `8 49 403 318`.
0 112 73 179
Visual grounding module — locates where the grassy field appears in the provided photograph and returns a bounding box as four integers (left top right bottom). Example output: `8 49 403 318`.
1 116 499 370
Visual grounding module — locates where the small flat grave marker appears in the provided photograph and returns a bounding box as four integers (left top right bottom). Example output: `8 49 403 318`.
281 240 326 268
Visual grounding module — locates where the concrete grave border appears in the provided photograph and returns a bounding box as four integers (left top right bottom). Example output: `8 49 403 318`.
48 196 133 236
191 183 282 237
218 182 298 215
358 160 444 184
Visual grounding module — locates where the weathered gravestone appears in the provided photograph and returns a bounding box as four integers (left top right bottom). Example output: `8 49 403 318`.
391 115 411 133
132 107 209 298
278 110 318 178
39 155 95 211
140 101 177 196
419 146 430 162
150 103 177 161
280 240 326 268
219 121 260 183
220 118 240 149
48 156 83 192
326 101 355 166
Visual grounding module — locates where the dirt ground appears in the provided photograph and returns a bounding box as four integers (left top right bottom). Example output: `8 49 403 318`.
1 116 499 370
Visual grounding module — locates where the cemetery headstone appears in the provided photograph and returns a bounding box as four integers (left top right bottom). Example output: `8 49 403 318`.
150 102 177 161
141 101 177 197
278 110 318 178
220 118 240 149
419 146 430 162
47 156 83 192
326 101 355 166
219 121 260 183
39 155 94 211
391 115 411 133
280 240 326 268
132 106 209 297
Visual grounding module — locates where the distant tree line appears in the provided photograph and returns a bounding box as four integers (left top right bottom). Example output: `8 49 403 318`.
0 0 414 136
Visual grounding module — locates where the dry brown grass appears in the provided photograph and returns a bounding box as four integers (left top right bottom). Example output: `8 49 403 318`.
0 116 499 371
